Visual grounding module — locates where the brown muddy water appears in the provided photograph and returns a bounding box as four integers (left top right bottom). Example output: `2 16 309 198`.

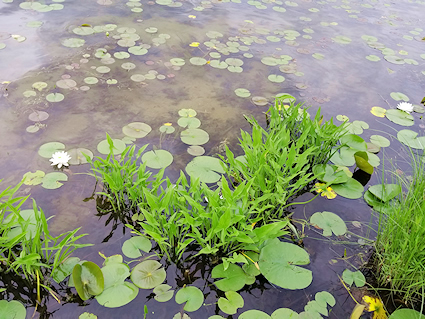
1 0 425 318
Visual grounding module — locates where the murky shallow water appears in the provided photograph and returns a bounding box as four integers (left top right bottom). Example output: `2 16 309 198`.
1 0 425 317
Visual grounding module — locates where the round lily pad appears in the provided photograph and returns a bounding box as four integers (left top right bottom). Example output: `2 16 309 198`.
97 138 126 155
159 125 175 134
190 57 207 66
178 117 201 129
385 109 414 126
32 82 48 91
95 281 138 308
84 77 99 84
153 284 174 302
73 261 104 300
390 92 409 101
397 130 425 149
130 260 166 289
38 142 65 158
122 236 152 258
46 93 65 102
170 58 185 66
56 79 77 89
185 156 225 183
175 286 204 312
128 46 148 55
41 172 68 189
370 106 386 117
332 178 364 199
67 148 94 165
141 150 173 169
0 300 26 319
234 88 251 97
252 96 268 106
61 38 85 48
29 111 49 122
23 170 45 185
268 74 285 83
181 129 209 145
187 145 205 156
310 211 347 236
122 122 152 138
370 135 390 147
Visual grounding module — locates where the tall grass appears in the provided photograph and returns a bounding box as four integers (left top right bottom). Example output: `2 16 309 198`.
374 154 425 302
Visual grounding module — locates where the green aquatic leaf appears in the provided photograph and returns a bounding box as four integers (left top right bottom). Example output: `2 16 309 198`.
153 284 174 302
179 108 197 117
122 122 152 138
0 300 26 319
170 58 186 66
384 55 405 64
185 156 225 183
41 172 68 189
368 184 401 202
187 145 205 156
61 38 85 48
73 262 104 300
79 313 97 319
190 57 207 66
332 178 364 199
342 269 366 287
397 129 425 149
341 134 367 151
234 88 251 98
97 138 126 155
354 151 373 174
389 309 425 319
271 308 299 318
366 55 380 61
181 128 209 145
343 120 369 134
268 74 285 83
122 236 152 258
390 92 409 101
178 117 201 129
131 260 166 289
212 263 255 292
218 291 244 315
310 211 347 236
259 240 312 290
386 109 414 126
67 147 93 164
142 150 173 169
46 93 64 102
239 310 271 319
52 257 80 283
128 46 148 55
209 60 228 69
38 142 65 158
23 170 45 185
370 135 390 147
332 35 351 44
84 77 99 84
252 96 268 106
175 286 204 312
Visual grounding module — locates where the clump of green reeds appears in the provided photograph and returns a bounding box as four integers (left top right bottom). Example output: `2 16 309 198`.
374 153 425 303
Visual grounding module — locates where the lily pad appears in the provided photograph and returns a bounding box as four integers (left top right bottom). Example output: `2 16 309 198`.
122 122 152 138
153 284 174 302
332 178 364 199
190 57 207 66
390 92 409 101
370 106 386 117
268 74 285 83
340 134 367 151
141 150 173 169
73 261 104 300
61 38 85 48
179 109 197 117
310 211 347 236
218 291 244 315
178 117 201 129
0 300 26 319
211 263 255 292
187 145 205 156
271 308 299 318
170 58 186 66
29 111 49 121
67 148 93 165
38 142 65 158
128 46 148 55
41 172 68 189
386 109 414 126
159 125 175 134
181 128 209 145
389 309 425 319
185 156 225 183
52 257 80 283
23 170 45 185
175 286 204 312
235 88 251 98
342 269 366 287
131 260 166 289
370 135 390 147
97 138 126 155
259 240 312 290
122 236 152 258
46 93 65 102
252 96 268 106
239 310 271 319
368 184 401 202
397 130 425 149
79 313 97 319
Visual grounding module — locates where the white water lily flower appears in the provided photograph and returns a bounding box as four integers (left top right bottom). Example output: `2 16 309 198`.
397 102 414 114
49 151 71 168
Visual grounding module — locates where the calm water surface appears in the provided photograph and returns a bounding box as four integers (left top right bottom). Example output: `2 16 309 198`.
1 0 424 317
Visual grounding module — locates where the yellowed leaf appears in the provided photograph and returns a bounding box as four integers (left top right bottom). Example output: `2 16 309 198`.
371 106 386 117
350 304 365 319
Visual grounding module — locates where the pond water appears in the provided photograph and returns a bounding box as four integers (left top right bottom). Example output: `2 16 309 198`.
1 0 425 318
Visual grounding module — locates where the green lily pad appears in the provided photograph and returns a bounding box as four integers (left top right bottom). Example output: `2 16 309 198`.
271 308 299 318
364 190 387 212
397 129 425 149
211 263 255 292
181 128 209 145
239 310 271 319
344 120 369 134
175 286 204 312
61 38 85 48
259 240 312 290
122 122 152 138
23 170 45 185
97 138 126 155
390 92 409 101
366 55 380 61
84 77 99 84
190 57 207 66
128 46 148 55
332 178 364 199
0 300 26 319
73 261 104 300
342 269 366 287
384 56 405 64
185 156 225 183
170 58 186 66
235 88 251 98
330 147 356 166
52 257 80 283
268 74 285 83
178 109 197 117
368 184 401 202
310 211 347 236
313 164 349 184
354 151 373 174
46 93 65 102
386 109 414 126
67 148 93 165
187 145 205 156
252 96 268 106
370 135 390 147
141 150 173 169
209 60 228 69
79 313 97 319
341 134 367 151
130 260 166 289
159 125 175 134
41 172 68 189
178 117 201 129
218 291 244 315
28 111 49 121
389 309 425 319
96 66 111 73
122 236 152 258
153 284 174 302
